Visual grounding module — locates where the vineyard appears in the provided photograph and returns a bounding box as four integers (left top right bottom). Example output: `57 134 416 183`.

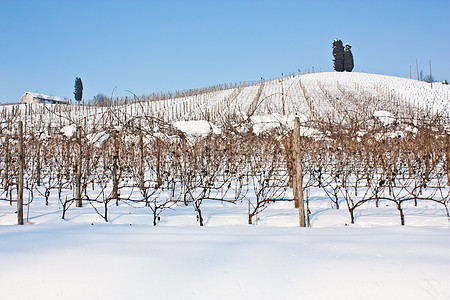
1 71 450 227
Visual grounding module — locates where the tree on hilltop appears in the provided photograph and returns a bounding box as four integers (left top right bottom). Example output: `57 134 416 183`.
74 77 83 102
344 44 354 72
332 39 345 72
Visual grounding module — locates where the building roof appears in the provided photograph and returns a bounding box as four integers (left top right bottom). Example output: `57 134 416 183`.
24 92 68 103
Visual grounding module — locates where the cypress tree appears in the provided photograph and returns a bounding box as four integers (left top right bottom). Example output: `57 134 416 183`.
344 44 354 72
332 39 344 72
74 77 83 102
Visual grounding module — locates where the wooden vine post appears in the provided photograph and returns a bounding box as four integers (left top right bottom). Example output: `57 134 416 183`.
293 117 305 227
36 136 41 186
112 130 119 205
76 126 82 207
156 138 162 188
4 133 10 196
17 121 24 225
138 121 144 191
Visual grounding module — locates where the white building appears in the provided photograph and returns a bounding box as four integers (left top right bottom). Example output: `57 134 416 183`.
21 92 68 104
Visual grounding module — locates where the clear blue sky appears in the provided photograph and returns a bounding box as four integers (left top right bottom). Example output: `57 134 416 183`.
0 0 449 103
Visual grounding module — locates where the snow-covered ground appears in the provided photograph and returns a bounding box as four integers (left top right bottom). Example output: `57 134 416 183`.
1 224 449 300
1 189 449 299
1 188 449 228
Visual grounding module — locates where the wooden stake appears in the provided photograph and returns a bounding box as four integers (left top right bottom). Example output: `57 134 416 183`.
293 117 305 227
76 126 82 207
17 121 24 225
139 121 144 191
112 131 119 205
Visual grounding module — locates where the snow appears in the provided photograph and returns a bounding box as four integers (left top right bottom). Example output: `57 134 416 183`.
0 224 449 300
374 110 396 126
385 130 406 139
1 188 449 299
250 113 313 135
60 124 77 138
250 113 294 135
173 120 222 136
86 131 110 147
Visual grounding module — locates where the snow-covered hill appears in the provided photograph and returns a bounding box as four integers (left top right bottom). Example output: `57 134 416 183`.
118 71 450 123
2 72 449 126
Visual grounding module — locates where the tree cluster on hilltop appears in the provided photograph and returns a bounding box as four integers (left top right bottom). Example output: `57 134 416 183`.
333 39 353 72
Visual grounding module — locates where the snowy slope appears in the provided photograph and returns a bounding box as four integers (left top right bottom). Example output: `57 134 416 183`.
117 72 449 122
2 72 448 126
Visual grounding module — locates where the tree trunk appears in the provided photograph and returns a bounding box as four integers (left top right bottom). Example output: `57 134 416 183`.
197 207 204 226
349 207 355 224
104 200 109 222
334 191 340 209
293 117 305 227
424 154 430 182
17 121 24 225
306 190 311 227
153 212 157 226
62 197 68 220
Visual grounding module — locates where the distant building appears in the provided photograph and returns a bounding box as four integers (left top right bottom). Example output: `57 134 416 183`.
21 92 68 104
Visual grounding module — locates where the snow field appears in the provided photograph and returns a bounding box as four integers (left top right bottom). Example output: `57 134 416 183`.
0 224 449 300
